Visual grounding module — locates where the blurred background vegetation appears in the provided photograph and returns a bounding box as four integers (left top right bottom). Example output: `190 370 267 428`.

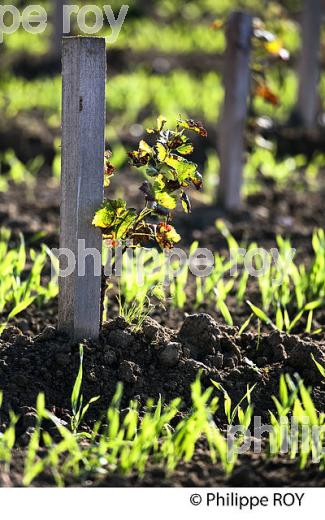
0 0 324 332
0 0 324 200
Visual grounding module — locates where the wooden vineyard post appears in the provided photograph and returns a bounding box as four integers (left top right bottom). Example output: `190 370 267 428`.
296 0 322 129
217 12 253 211
58 37 106 340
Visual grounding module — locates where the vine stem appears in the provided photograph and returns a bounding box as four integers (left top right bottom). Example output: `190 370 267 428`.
100 245 127 328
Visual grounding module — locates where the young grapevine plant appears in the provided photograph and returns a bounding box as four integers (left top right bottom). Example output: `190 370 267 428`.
93 117 207 249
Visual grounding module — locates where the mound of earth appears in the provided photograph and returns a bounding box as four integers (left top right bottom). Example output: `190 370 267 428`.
1 313 325 487
1 313 324 427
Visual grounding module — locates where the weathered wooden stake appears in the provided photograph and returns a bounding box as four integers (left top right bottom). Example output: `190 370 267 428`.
58 37 106 340
296 0 322 129
217 12 252 211
52 0 67 58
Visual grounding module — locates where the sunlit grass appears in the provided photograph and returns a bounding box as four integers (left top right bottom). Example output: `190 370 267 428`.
0 229 58 335
0 69 224 126
0 75 61 119
1 367 325 486
112 224 325 334
105 20 225 54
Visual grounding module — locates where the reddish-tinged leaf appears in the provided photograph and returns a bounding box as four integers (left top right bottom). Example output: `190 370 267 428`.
156 223 181 249
255 84 279 106
178 119 208 138
210 19 224 30
192 171 203 190
128 150 150 167
168 134 184 149
104 151 116 187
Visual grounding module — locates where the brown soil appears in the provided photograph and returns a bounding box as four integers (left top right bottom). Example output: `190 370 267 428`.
0 313 325 487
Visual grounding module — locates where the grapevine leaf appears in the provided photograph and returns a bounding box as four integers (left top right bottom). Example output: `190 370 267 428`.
165 155 196 182
155 191 178 210
147 115 167 134
178 119 208 138
92 199 137 241
104 150 116 187
139 140 153 155
255 84 279 106
211 19 224 30
156 142 167 162
157 115 167 132
156 223 181 249
168 133 185 149
181 191 191 213
177 143 194 155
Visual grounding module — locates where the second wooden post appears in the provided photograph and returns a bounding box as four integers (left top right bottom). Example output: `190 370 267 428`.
296 0 322 129
217 12 253 211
